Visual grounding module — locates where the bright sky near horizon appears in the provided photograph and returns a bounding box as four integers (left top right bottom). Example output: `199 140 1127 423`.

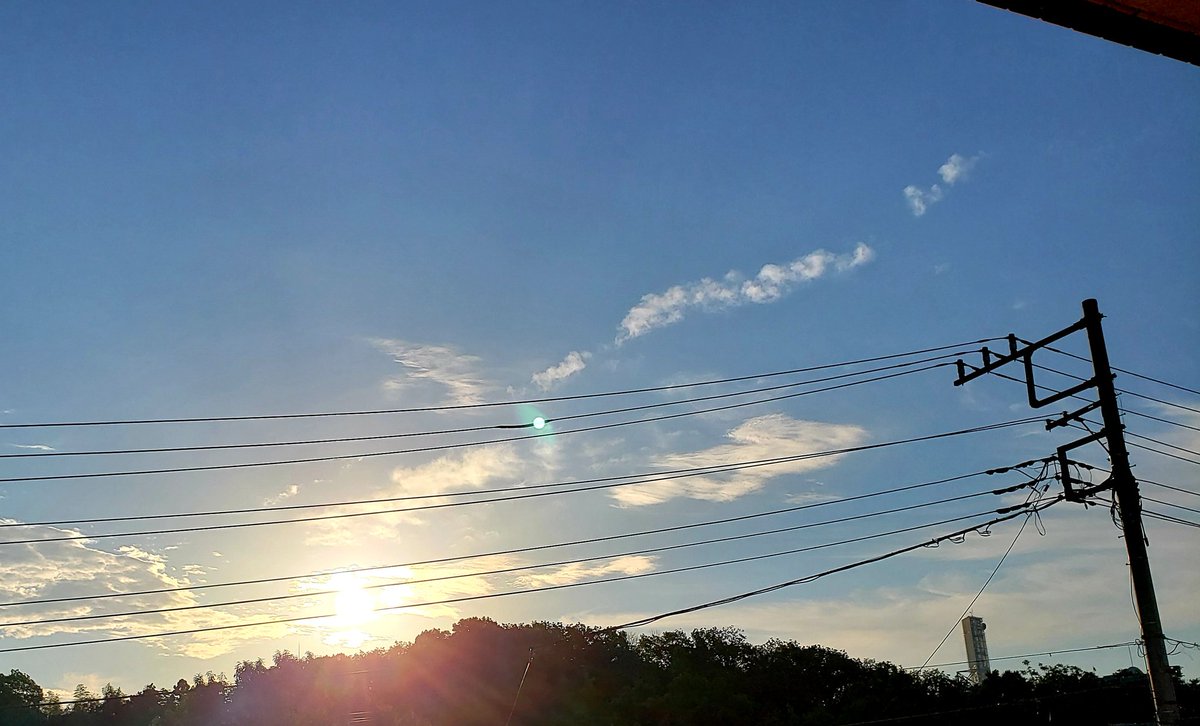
2 1 1198 700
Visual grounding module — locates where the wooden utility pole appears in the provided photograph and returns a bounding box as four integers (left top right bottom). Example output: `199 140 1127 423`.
953 298 1180 725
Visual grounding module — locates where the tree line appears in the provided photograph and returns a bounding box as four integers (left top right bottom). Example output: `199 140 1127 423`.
1 618 1195 725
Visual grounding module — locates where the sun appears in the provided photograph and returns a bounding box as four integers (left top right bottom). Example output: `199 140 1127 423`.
330 572 376 628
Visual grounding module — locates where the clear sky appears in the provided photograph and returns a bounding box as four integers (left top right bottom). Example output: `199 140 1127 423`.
2 0 1198 699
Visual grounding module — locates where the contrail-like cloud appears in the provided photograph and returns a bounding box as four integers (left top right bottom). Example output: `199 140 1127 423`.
617 243 874 343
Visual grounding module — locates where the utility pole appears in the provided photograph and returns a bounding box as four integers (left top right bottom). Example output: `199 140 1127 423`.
953 298 1180 725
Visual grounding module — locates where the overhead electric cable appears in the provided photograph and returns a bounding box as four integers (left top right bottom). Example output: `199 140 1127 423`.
1123 441 1200 466
0 495 1030 629
1052 420 1200 467
1143 496 1200 516
1025 340 1200 397
0 455 1004 531
0 362 968 484
0 355 957 460
986 358 1198 429
1122 409 1200 433
1121 431 1200 458
1 339 1000 430
1095 496 1200 530
1142 510 1200 529
1 448 1048 537
0 417 1046 545
1141 479 1200 499
915 491 1038 671
0 462 1042 608
590 498 1063 632
915 640 1141 671
0 501 1053 653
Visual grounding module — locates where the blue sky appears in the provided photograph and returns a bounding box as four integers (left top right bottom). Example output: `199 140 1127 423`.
2 1 1198 698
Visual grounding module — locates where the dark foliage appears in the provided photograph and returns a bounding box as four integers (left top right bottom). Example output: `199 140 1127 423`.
2 620 1196 725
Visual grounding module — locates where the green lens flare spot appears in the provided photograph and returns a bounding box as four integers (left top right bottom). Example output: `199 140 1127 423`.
532 417 546 430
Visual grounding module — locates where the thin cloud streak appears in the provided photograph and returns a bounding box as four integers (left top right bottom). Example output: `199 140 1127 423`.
612 413 868 506
532 351 591 390
616 244 874 343
370 339 492 406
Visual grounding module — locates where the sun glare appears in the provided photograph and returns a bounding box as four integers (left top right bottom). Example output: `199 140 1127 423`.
331 573 375 626
311 572 379 649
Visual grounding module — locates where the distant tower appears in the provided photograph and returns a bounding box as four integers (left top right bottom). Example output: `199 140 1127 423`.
961 616 991 683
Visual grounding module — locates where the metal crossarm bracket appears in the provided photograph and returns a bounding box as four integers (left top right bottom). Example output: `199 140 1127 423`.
1046 400 1103 431
1056 432 1105 501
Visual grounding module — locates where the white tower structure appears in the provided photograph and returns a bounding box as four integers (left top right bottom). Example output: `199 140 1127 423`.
961 615 991 684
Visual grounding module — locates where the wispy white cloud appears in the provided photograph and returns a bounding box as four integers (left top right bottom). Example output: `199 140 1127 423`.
516 555 657 587
390 445 523 497
0 528 289 659
263 484 300 506
612 413 867 506
903 184 943 217
9 443 56 452
617 244 874 343
532 351 591 390
938 153 979 185
370 339 491 406
304 443 560 546
904 153 980 216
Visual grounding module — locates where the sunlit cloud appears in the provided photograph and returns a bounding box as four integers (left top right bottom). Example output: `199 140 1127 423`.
9 443 56 451
370 339 492 406
938 153 979 185
516 555 657 587
613 413 868 506
904 152 980 216
617 244 874 343
263 484 300 506
391 445 523 497
903 184 943 217
0 527 291 660
532 350 591 390
304 444 555 546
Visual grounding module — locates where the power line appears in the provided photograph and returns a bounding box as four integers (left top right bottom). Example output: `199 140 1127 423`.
591 499 1063 632
1118 392 1200 417
913 640 1142 671
989 363 1197 439
1125 440 1200 466
1141 478 1200 499
1094 496 1200 530
1143 496 1200 516
1 355 952 460
0 501 1052 653
1027 340 1200 398
1123 409 1200 433
0 417 1045 545
0 494 1029 629
0 461 1044 608
0 363 961 484
1 339 998 430
1052 419 1200 467
915 484 1040 671
0 451 1012 532
1122 431 1200 458
1142 510 1200 529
